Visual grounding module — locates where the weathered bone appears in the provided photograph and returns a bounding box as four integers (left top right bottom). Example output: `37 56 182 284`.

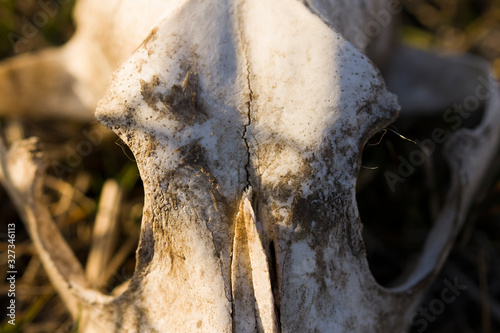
0 0 499 332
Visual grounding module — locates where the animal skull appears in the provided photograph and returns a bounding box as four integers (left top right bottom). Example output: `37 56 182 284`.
0 0 499 332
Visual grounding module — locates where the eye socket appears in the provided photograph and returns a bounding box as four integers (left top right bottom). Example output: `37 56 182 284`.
356 119 450 287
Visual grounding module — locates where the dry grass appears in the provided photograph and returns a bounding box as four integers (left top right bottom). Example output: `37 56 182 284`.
0 0 499 332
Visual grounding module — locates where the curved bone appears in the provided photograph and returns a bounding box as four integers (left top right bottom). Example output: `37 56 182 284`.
385 48 500 290
0 138 114 319
0 0 499 332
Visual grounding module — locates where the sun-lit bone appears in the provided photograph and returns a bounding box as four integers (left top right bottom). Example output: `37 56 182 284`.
0 0 499 332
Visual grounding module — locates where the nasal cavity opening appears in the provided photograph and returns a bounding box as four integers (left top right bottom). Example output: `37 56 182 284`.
356 118 451 287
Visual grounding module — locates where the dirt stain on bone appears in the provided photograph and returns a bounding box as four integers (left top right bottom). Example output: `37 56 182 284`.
140 71 208 126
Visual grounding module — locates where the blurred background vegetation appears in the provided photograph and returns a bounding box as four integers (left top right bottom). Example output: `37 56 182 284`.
0 1 142 332
402 0 500 77
0 0 75 57
0 0 499 332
